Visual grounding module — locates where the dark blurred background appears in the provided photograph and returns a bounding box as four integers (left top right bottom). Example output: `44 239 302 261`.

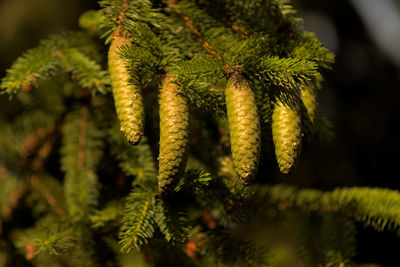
293 1 400 265
1 0 399 265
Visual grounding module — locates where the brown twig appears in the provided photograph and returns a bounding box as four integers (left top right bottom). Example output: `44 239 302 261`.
0 164 6 177
115 0 129 38
276 201 338 214
198 5 249 39
201 210 216 229
21 76 38 93
29 175 68 220
1 179 27 219
230 22 249 39
166 1 242 74
1 120 58 221
185 232 207 261
186 240 197 260
77 107 88 171
31 136 56 171
256 0 298 38
19 123 56 160
168 2 222 60
25 241 35 260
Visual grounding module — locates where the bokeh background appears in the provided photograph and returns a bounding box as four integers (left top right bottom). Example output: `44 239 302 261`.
0 0 399 265
294 1 400 265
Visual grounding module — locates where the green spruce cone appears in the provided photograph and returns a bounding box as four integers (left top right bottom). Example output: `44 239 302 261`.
301 87 316 124
301 86 316 142
272 100 302 174
225 72 261 184
108 36 144 145
158 76 190 193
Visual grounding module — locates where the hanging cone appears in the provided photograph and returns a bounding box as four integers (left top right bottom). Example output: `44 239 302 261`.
225 72 261 184
108 36 145 145
158 75 190 193
301 85 316 142
272 99 302 174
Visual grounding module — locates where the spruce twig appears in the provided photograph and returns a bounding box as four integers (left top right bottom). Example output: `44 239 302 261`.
166 1 224 62
0 179 27 220
254 184 400 233
29 176 68 220
19 124 56 159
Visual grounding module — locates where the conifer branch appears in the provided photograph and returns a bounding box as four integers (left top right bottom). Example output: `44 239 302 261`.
0 32 102 95
172 58 222 77
116 0 129 37
19 123 56 160
191 1 319 120
0 45 59 95
214 13 249 39
253 184 400 233
30 223 77 256
195 0 300 46
61 107 104 221
79 10 105 35
30 136 56 171
165 1 225 64
0 0 383 265
194 1 250 39
290 32 335 69
59 48 110 93
169 58 226 116
0 177 26 220
99 0 161 43
257 0 301 36
108 125 157 186
174 169 212 195
119 189 156 252
166 0 250 67
90 201 124 229
165 0 246 121
204 230 268 266
154 199 191 243
297 214 356 266
117 43 161 87
78 108 88 170
256 56 318 88
0 111 58 171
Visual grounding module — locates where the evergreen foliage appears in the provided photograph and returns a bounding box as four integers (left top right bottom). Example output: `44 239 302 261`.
119 188 156 252
1 32 105 95
0 0 397 266
108 125 157 183
61 107 104 222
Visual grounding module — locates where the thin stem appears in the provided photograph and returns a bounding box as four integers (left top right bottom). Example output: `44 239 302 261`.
115 0 129 37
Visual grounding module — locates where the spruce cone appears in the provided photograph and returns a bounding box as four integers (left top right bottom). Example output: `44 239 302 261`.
272 100 302 174
301 86 317 142
225 72 261 184
108 36 144 145
158 76 190 193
